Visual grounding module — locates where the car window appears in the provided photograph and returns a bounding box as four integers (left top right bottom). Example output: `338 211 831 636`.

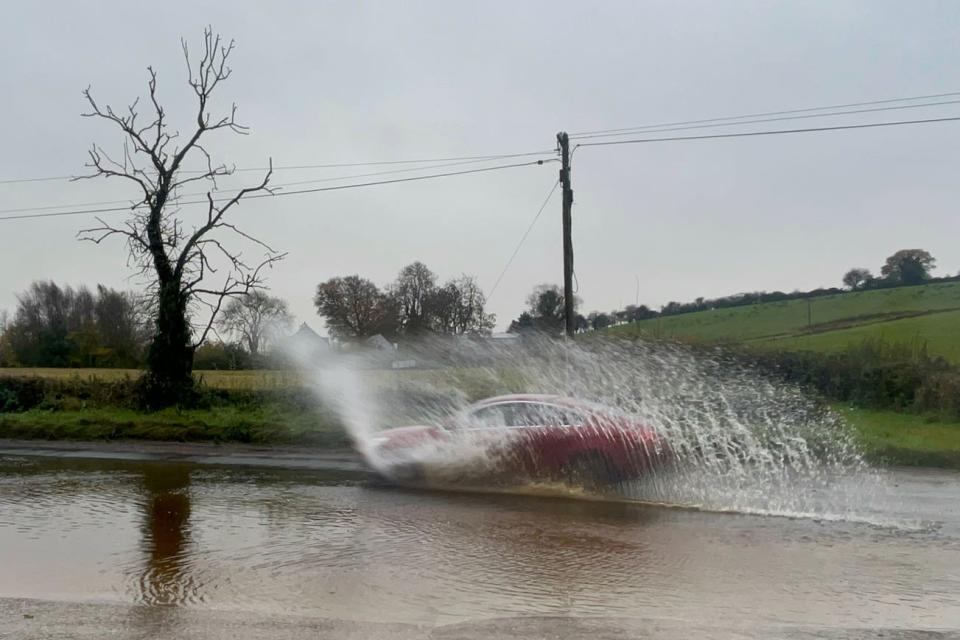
464 402 588 429
511 403 549 427
557 407 587 427
513 403 587 427
465 403 513 428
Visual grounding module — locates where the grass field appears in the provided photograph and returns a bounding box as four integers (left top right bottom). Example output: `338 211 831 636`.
839 406 960 468
606 281 960 362
0 367 303 390
763 309 960 362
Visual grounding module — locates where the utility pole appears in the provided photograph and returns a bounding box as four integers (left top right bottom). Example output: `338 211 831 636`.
558 131 575 337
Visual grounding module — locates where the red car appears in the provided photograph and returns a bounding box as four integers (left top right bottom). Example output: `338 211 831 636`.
365 394 671 487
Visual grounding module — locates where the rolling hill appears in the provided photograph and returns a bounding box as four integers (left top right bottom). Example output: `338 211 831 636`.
605 281 960 362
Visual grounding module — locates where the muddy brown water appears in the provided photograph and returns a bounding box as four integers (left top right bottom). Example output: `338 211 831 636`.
1 453 958 637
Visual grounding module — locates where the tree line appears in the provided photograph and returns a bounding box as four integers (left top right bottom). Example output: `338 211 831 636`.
314 261 494 340
0 282 148 368
0 261 494 369
7 246 937 366
0 283 293 370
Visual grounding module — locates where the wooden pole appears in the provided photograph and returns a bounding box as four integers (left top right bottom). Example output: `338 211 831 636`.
558 131 575 337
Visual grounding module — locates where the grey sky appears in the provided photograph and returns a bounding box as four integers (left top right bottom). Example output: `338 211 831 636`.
2 1 959 334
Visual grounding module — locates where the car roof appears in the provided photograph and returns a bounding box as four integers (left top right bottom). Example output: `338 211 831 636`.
471 394 592 409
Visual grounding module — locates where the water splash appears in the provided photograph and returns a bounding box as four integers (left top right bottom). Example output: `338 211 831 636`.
291 335 888 519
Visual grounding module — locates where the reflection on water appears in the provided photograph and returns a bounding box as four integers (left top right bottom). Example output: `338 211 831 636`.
136 465 194 605
0 455 959 631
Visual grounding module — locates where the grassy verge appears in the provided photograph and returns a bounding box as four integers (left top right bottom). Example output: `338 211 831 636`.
0 367 302 390
0 404 350 448
839 406 960 468
2 369 959 469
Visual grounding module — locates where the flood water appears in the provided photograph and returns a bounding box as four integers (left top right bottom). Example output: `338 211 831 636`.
1 454 959 637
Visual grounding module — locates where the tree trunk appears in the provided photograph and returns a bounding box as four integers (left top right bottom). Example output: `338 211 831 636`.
142 280 194 408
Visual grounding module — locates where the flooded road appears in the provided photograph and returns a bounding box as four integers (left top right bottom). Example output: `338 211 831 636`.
1 453 959 639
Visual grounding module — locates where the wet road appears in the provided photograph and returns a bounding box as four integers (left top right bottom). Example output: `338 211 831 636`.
1 452 958 639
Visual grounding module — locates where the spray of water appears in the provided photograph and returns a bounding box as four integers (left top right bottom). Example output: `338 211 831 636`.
289 335 889 520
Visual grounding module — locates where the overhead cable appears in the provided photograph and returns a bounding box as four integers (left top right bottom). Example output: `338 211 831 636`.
0 159 555 222
568 90 960 137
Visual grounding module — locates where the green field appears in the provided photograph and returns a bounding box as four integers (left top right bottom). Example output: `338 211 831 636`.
0 367 302 390
606 281 960 362
839 407 960 468
764 309 960 362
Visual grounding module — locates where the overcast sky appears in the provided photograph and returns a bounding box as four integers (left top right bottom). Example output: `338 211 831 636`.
2 1 959 334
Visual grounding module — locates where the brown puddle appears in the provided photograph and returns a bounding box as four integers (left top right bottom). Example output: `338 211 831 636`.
0 454 958 631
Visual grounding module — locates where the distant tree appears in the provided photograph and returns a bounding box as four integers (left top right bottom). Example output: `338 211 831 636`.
449 276 495 335
428 275 495 335
4 281 146 367
630 304 657 321
842 268 873 290
317 265 492 340
881 249 936 285
661 301 683 316
528 284 564 323
193 340 251 370
7 282 76 366
92 286 150 366
314 276 396 340
391 262 438 335
217 291 293 356
520 284 581 333
77 28 284 406
508 311 535 334
589 312 611 331
0 310 10 366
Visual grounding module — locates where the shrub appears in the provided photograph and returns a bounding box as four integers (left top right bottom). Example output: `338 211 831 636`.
745 338 959 418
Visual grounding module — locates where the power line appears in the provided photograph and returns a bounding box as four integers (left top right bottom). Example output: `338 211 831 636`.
221 150 556 172
569 98 960 140
0 174 75 185
568 90 960 137
246 159 554 198
0 159 555 222
0 156 536 216
486 180 560 301
575 115 960 148
0 150 556 186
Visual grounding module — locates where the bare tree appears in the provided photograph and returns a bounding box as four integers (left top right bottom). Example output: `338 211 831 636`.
428 275 495 335
217 291 293 357
392 261 437 335
77 28 284 406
